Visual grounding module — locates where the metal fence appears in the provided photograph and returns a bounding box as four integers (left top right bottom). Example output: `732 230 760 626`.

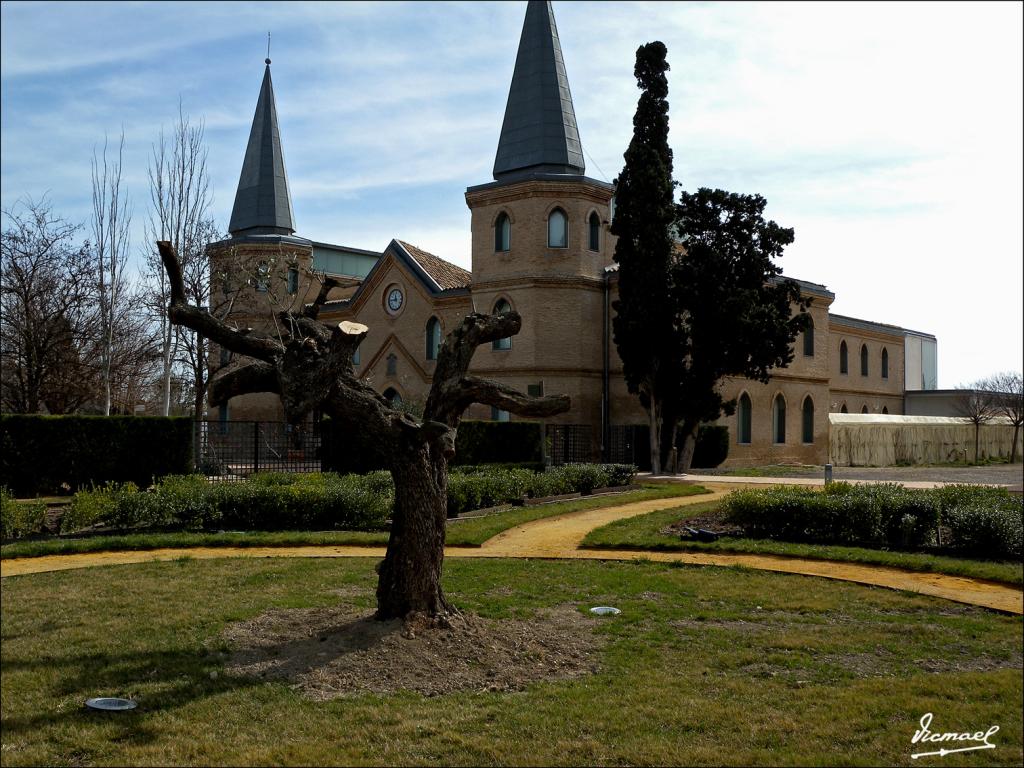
545 424 594 465
607 424 651 470
194 421 322 478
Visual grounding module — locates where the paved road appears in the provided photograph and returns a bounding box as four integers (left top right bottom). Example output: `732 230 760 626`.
689 464 1024 486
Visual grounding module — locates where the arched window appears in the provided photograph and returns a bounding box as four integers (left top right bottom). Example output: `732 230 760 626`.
386 353 397 376
547 208 568 248
802 396 814 444
839 341 848 374
492 299 512 350
382 387 402 406
803 317 815 357
287 266 299 295
772 394 786 444
840 404 848 414
737 393 752 444
588 211 600 251
881 347 889 379
861 405 869 414
860 344 869 376
882 406 889 414
494 212 511 252
425 317 442 360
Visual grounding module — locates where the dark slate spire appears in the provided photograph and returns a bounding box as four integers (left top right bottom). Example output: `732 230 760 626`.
492 0 585 180
228 59 296 237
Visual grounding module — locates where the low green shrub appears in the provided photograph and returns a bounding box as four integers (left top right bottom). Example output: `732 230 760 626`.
1 489 47 540
63 482 144 533
724 483 1019 558
600 464 639 487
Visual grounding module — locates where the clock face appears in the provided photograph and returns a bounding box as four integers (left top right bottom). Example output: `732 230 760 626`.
387 287 404 312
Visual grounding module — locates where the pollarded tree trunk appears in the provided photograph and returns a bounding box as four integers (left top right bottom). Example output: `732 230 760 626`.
375 443 453 620
157 241 568 624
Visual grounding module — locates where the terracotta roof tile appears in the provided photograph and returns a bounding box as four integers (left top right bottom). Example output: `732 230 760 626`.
398 240 471 290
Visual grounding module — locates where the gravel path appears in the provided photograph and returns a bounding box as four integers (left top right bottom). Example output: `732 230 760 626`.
3 485 1021 614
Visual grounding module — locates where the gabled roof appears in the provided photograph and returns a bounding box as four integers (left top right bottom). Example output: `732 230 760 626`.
324 239 471 311
228 60 296 236
397 240 471 291
492 0 585 180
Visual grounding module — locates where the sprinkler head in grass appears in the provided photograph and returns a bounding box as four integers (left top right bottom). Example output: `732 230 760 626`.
589 606 621 616
85 697 137 711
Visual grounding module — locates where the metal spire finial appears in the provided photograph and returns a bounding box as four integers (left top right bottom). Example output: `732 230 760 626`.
265 32 271 65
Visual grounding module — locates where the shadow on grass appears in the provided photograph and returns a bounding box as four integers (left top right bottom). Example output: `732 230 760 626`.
0 612 393 739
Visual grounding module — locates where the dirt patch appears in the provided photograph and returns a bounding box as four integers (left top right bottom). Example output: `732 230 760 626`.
661 506 745 539
219 603 605 700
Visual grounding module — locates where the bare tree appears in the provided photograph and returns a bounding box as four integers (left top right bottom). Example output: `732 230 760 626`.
953 381 999 463
144 105 219 416
91 132 134 415
987 371 1023 463
158 240 569 624
0 197 100 413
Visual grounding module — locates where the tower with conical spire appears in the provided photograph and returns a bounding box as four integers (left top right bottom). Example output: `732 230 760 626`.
463 0 615 439
228 57 296 236
207 54 315 422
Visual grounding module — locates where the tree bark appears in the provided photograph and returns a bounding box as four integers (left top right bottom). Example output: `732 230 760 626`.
647 393 662 475
677 419 699 473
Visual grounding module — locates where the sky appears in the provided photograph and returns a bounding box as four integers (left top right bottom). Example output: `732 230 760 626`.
2 0 1021 388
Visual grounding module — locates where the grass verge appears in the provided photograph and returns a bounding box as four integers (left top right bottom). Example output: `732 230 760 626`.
1 557 1020 766
580 501 1024 585
0 485 707 559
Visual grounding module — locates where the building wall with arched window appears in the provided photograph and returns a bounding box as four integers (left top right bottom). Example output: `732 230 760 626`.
828 316 905 417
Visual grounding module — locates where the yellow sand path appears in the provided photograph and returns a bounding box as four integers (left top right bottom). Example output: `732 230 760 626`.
2 486 1020 614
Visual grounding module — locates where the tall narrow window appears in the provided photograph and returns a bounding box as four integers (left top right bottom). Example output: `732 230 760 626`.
386 353 397 376
425 317 442 360
287 266 299 294
860 344 869 376
772 394 786 444
588 211 600 251
803 317 814 356
839 341 848 374
353 346 360 366
802 396 814 444
882 406 889 415
255 262 270 292
492 299 512 350
494 212 511 252
881 347 889 379
738 393 752 444
861 405 869 414
547 208 568 248
840 404 848 414
219 404 229 435
491 406 510 422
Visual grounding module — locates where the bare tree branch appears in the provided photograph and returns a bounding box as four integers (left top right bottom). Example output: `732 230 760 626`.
157 241 284 363
303 274 341 320
208 361 279 406
455 376 571 417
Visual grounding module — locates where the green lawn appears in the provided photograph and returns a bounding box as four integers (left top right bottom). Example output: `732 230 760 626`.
0 485 707 559
1 557 1020 766
580 501 1024 585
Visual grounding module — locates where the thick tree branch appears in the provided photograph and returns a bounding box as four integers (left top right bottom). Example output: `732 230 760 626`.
303 275 341 320
208 362 279 406
457 376 570 417
157 240 284 363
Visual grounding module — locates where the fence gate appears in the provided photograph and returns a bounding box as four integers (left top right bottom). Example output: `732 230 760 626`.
194 421 322 478
607 425 651 471
545 424 593 465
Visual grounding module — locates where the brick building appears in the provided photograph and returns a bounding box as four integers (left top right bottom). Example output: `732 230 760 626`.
209 0 937 466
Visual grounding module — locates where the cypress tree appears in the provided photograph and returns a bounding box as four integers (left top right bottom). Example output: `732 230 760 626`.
611 41 681 475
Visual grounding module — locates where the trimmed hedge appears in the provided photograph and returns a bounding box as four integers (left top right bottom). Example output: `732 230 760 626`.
723 482 1022 560
0 415 194 496
321 419 544 474
22 463 639 538
1 489 47 539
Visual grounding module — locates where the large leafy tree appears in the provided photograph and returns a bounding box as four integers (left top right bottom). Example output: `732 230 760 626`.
610 41 682 475
669 188 810 470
